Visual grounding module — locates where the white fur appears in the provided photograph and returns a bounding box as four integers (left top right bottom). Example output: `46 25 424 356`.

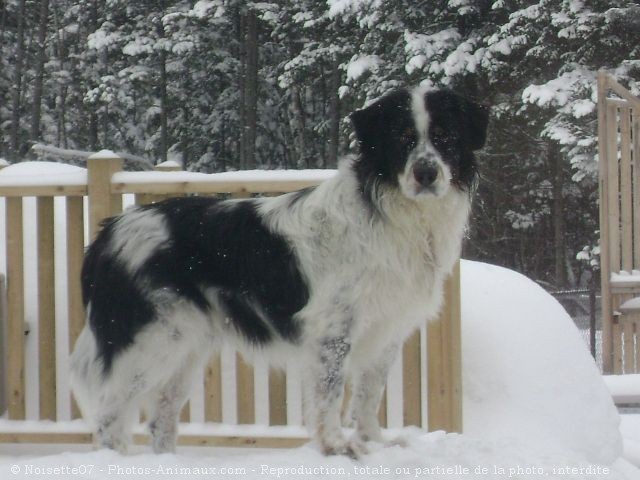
108 208 169 273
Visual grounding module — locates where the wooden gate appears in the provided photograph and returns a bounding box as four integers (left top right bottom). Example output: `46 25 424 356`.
597 72 640 374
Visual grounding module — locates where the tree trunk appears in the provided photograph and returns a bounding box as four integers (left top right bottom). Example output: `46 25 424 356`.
242 9 258 170
288 84 306 169
327 62 341 168
159 49 168 163
31 0 50 144
10 0 27 160
88 0 100 150
551 142 567 288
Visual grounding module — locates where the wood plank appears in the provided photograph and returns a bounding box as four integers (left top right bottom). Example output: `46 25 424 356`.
236 353 255 424
87 153 123 240
633 111 640 269
0 431 308 448
268 369 287 426
0 185 87 197
402 330 421 427
37 197 56 420
66 197 85 419
203 355 222 422
378 388 387 429
612 317 623 374
598 72 614 374
619 107 633 271
66 197 85 350
606 76 640 109
6 198 25 419
427 261 462 433
607 103 621 273
636 321 640 374
135 193 163 206
623 320 635 374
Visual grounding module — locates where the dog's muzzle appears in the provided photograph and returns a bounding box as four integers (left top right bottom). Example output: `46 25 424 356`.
412 162 439 189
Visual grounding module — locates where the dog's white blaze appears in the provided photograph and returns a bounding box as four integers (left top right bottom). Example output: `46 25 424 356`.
109 208 169 272
398 86 453 199
411 85 431 139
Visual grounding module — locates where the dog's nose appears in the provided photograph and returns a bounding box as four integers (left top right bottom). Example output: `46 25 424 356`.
413 163 438 188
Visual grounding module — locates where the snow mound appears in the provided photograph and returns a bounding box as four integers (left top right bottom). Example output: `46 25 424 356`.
461 261 622 465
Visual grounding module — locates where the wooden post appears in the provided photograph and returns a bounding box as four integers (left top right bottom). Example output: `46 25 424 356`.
66 196 85 418
204 355 222 422
6 198 25 419
236 353 255 424
268 369 287 425
0 273 7 415
87 150 123 240
597 71 613 373
402 330 421 426
37 197 56 420
427 261 462 433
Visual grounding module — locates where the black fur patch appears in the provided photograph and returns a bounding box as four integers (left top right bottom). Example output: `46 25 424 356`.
82 219 156 373
82 196 310 373
349 89 416 201
425 90 488 190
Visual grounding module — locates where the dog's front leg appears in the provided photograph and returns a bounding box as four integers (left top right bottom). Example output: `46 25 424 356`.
346 342 403 447
311 335 362 458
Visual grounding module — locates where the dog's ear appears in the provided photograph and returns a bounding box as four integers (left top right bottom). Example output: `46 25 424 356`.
459 96 489 151
350 101 383 151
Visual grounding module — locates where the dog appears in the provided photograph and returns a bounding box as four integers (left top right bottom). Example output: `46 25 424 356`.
70 85 488 457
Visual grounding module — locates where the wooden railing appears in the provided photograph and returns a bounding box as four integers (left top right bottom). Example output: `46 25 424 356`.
598 72 640 374
0 152 462 446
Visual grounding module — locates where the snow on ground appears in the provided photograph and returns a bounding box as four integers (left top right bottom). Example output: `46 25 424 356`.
0 258 637 478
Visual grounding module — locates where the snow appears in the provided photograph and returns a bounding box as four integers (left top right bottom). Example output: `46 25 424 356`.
620 415 640 467
603 375 640 404
88 149 122 160
112 169 336 185
345 55 381 82
619 297 640 313
0 261 636 478
0 161 87 187
611 271 640 285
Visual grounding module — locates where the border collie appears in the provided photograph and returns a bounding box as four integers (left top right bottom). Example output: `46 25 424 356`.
70 86 488 457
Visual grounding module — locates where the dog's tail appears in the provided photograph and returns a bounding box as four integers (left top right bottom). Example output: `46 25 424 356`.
69 322 103 426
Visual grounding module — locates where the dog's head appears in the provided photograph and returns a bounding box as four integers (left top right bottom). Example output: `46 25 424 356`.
350 86 489 201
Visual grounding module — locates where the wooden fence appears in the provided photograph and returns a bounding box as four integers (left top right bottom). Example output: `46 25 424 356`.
598 72 640 374
0 152 462 446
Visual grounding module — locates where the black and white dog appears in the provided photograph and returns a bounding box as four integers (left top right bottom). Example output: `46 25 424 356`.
70 86 488 457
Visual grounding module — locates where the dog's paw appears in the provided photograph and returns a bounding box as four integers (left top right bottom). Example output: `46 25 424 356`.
321 438 368 459
383 434 408 448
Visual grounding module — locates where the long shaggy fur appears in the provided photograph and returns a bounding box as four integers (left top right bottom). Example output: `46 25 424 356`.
70 86 488 456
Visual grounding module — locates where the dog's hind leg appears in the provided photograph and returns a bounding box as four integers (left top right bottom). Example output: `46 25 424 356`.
94 389 142 454
145 352 204 454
